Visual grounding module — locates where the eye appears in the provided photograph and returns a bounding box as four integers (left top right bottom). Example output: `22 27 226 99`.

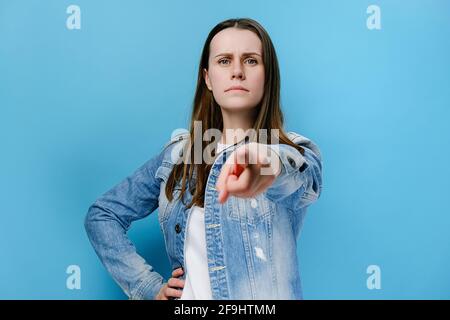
245 58 258 65
218 58 231 65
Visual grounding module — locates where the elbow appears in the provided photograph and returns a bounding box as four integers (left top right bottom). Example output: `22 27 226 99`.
83 200 130 235
84 202 99 237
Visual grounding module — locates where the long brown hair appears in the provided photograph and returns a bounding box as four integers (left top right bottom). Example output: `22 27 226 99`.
166 17 305 208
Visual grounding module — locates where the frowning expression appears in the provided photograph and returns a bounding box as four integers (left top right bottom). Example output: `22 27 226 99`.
204 27 265 112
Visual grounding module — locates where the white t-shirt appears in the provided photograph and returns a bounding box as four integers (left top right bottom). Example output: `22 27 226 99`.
180 141 230 300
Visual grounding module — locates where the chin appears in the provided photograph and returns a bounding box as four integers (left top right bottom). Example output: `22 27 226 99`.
219 99 258 111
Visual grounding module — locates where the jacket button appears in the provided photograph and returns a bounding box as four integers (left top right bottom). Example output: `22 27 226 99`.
299 162 309 172
175 224 182 233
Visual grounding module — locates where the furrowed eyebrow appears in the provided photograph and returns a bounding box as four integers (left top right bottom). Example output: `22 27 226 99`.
214 52 261 58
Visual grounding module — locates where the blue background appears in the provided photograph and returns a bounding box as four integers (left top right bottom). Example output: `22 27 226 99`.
1 0 449 299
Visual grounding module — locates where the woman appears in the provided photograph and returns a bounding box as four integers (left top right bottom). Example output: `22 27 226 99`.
85 17 323 300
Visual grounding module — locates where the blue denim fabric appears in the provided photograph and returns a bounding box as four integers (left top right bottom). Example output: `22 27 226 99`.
84 130 323 300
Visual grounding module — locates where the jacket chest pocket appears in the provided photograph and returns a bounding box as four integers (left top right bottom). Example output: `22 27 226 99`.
155 163 182 224
226 193 273 225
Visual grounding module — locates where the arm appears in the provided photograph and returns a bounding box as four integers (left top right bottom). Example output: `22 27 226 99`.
84 150 165 300
265 135 323 210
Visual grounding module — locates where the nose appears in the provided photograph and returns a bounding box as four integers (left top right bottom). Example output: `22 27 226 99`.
231 62 245 80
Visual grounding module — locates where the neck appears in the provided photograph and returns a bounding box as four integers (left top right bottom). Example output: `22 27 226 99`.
220 108 257 145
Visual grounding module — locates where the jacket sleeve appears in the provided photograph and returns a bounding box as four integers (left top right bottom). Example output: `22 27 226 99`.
84 149 166 300
265 134 323 210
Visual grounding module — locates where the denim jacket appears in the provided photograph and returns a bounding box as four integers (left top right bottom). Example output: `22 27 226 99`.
84 129 323 300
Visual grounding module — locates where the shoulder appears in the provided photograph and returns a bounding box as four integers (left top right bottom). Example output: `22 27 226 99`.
286 130 322 160
160 128 190 164
163 128 190 149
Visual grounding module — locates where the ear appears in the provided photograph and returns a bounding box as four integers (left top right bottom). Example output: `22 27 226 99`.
203 68 212 91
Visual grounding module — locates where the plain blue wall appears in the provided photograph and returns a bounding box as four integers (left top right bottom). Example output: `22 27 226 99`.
1 0 449 299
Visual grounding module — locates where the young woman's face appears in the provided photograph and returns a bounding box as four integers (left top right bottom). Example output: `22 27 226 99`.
204 27 265 112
